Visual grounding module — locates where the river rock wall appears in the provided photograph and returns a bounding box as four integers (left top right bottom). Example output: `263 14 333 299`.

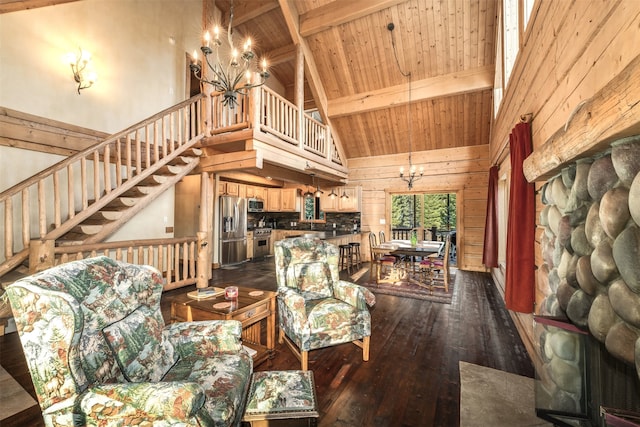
538 135 640 381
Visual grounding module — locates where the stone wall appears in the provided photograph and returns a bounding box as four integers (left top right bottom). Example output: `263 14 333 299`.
537 135 640 382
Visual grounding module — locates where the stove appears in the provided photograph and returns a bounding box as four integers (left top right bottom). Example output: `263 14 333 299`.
252 228 272 258
253 227 272 237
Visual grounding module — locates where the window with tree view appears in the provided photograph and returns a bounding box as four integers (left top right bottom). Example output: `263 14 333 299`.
391 193 456 240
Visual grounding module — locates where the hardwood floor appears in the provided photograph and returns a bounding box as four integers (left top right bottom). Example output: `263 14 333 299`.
0 260 533 427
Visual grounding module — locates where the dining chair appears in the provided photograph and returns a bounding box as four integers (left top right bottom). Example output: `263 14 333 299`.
419 235 451 292
379 230 386 243
369 232 398 284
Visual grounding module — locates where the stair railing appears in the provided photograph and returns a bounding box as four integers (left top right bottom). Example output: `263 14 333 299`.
0 94 207 275
45 236 199 290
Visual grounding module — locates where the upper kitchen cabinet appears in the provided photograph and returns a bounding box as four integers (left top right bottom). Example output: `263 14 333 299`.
266 188 299 212
246 185 267 201
321 186 362 212
219 181 244 198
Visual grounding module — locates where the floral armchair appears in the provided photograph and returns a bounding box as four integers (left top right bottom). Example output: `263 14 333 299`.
5 256 252 427
274 237 376 370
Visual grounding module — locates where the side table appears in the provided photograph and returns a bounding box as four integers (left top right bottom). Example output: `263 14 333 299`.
170 285 277 365
243 370 319 427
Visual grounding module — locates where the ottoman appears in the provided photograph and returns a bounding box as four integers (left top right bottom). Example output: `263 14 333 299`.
242 370 319 426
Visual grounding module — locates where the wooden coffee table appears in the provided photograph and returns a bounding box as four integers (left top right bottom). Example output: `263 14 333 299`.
170 285 277 365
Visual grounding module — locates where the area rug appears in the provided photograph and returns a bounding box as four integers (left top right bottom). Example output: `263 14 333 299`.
459 361 552 427
0 366 38 421
358 267 456 303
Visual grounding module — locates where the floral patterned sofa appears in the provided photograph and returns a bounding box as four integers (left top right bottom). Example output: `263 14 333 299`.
5 256 252 427
274 237 376 370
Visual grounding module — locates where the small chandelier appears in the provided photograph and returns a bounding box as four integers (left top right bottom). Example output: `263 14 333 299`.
190 0 269 107
388 22 424 189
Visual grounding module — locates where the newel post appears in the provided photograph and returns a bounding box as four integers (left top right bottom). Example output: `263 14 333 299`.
196 231 210 289
29 239 55 273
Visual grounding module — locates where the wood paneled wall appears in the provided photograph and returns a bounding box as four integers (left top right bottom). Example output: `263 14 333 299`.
489 0 640 366
348 144 490 272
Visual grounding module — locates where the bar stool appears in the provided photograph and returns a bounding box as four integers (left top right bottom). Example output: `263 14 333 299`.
349 242 362 269
339 244 353 274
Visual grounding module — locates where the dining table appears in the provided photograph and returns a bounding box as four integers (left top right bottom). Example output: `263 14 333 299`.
371 240 445 288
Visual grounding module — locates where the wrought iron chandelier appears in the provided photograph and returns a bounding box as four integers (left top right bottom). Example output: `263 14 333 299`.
389 22 423 189
190 0 269 107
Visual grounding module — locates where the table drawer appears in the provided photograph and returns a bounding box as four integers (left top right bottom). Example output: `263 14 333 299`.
234 300 269 323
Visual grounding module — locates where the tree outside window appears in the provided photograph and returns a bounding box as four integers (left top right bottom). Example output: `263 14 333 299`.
391 193 456 234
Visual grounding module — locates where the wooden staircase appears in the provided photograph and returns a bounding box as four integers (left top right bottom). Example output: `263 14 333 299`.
0 94 207 277
57 148 201 245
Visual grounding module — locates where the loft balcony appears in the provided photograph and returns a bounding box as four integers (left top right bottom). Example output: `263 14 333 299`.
197 86 348 184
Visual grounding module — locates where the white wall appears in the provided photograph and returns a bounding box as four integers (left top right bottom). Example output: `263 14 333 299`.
0 0 202 243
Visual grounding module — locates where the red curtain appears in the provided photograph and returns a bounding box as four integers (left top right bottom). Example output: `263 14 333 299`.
505 122 535 313
482 166 499 268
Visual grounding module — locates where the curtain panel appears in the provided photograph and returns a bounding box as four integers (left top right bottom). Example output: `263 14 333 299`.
482 166 499 268
505 122 535 313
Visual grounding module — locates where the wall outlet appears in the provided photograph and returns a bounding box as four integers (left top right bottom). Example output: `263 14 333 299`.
379 218 386 225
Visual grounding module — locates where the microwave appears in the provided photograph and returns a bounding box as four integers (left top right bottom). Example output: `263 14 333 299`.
247 198 264 212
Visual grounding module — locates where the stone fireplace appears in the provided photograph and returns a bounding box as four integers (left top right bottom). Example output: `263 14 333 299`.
535 135 640 425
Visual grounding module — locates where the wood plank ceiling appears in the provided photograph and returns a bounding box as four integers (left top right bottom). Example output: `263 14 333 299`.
216 0 497 160
2 0 498 162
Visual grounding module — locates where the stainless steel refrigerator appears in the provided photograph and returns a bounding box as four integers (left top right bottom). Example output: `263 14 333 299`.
219 195 247 266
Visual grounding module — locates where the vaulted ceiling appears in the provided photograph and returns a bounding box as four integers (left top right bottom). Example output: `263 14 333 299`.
216 0 497 160
1 0 498 162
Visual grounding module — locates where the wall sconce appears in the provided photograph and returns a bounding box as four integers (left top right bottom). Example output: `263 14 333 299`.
67 48 96 94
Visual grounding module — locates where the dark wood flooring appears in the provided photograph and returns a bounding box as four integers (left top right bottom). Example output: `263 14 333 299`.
0 260 533 427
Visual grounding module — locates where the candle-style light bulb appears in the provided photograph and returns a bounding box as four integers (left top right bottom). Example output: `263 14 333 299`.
204 31 211 48
231 48 238 66
213 26 220 41
261 58 267 72
244 38 251 52
400 166 405 176
192 50 198 63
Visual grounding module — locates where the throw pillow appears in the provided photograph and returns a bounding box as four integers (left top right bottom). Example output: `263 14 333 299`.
102 305 178 382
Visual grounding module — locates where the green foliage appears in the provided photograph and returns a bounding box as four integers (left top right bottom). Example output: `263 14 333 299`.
391 193 456 230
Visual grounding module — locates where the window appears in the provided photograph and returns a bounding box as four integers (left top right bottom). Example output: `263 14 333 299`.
391 193 456 239
503 0 519 88
494 0 537 115
498 171 510 266
302 196 324 222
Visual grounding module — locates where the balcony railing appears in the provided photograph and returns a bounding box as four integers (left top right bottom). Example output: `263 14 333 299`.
209 86 343 167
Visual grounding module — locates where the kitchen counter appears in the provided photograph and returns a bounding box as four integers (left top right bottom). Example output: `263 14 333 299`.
270 230 363 255
279 231 361 240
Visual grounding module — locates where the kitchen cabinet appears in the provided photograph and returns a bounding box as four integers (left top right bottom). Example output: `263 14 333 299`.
246 186 267 200
219 181 244 197
321 186 361 212
266 188 298 212
281 188 298 211
266 188 282 211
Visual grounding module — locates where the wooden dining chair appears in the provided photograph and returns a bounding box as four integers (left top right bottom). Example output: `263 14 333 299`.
429 236 451 292
369 232 398 284
378 230 386 243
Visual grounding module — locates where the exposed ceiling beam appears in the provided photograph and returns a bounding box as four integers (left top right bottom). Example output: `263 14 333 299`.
220 0 279 27
0 0 78 13
299 0 407 37
265 44 296 66
327 65 495 118
278 0 348 168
